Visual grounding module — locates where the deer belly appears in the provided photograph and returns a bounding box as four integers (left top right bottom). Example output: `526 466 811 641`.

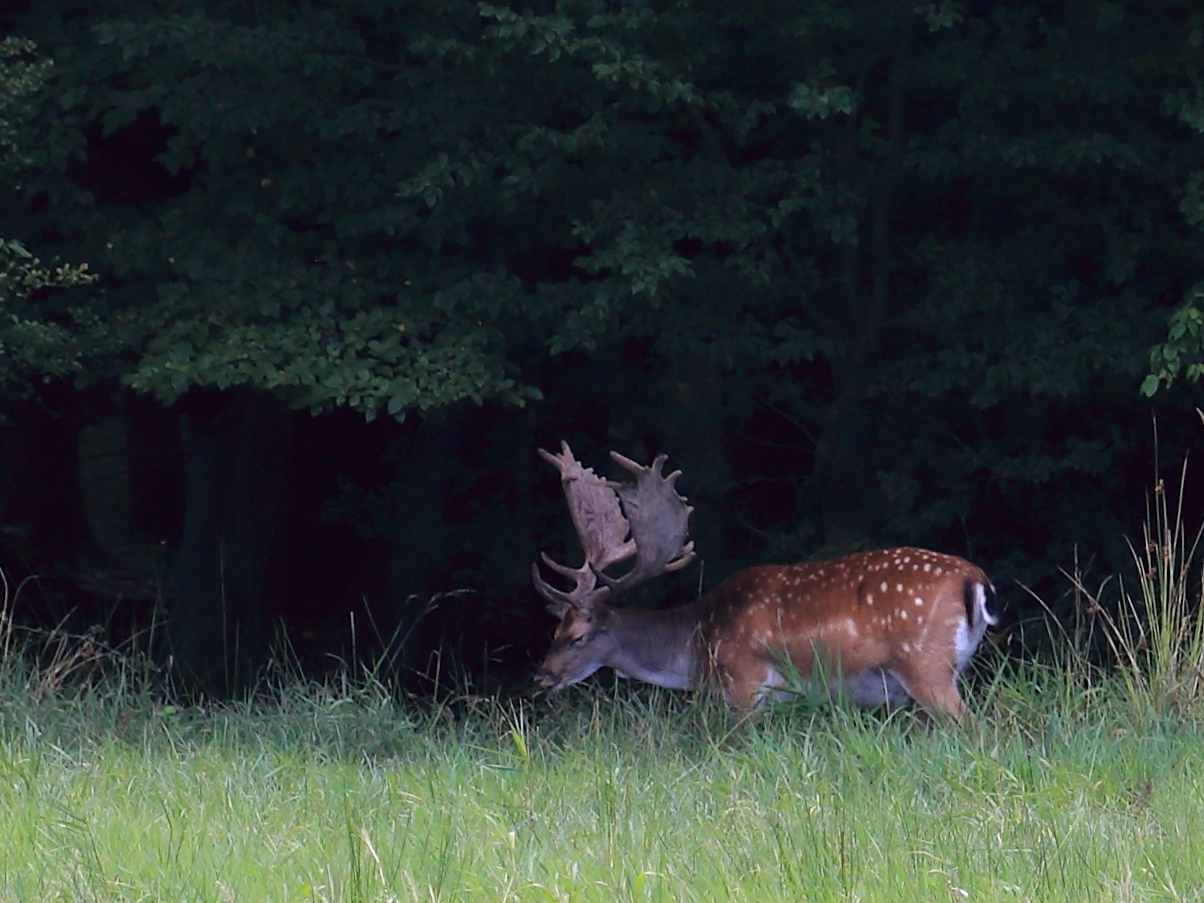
758 665 910 707
838 668 911 706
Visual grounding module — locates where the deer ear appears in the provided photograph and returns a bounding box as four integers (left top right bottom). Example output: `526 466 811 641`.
546 601 569 619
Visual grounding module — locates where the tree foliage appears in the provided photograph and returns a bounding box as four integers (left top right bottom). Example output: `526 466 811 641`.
0 38 96 391
3 1 1204 682
9 5 547 417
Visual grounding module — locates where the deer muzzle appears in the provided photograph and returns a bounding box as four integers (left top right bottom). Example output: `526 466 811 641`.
533 667 563 691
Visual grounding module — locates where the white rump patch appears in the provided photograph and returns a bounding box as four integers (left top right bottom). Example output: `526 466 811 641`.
953 582 997 674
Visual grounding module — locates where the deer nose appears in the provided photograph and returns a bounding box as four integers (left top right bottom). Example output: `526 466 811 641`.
534 669 558 690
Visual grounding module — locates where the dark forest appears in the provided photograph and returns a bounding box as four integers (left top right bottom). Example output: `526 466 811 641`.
2 0 1203 697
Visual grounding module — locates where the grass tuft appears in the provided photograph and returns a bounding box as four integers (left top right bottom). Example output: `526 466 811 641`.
1067 459 1204 723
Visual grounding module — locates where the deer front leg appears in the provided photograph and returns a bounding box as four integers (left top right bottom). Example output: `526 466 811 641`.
708 649 782 711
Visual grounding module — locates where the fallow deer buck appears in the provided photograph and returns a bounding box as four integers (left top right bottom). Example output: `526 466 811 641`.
532 443 997 724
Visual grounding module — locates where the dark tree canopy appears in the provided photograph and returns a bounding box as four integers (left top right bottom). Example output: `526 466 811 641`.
1 1 1203 692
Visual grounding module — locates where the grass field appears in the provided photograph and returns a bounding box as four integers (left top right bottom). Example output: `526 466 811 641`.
4 471 1203 903
2 658 1203 903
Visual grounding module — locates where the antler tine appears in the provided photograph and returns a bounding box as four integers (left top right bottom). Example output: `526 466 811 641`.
595 451 696 594
662 540 696 572
538 550 582 579
531 561 599 611
608 450 646 475
610 451 684 489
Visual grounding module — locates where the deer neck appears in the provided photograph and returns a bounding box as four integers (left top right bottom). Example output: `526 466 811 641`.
604 601 705 690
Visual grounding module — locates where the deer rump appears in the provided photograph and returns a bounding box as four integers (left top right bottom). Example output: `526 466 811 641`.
532 443 996 724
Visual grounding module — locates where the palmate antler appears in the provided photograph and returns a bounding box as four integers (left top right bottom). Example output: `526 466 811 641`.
532 442 695 614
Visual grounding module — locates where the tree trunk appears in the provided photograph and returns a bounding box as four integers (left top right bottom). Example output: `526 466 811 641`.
0 383 94 568
386 405 464 672
168 389 294 696
124 392 186 547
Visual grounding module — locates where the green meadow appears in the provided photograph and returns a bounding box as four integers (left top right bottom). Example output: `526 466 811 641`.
3 483 1203 902
2 663 1203 903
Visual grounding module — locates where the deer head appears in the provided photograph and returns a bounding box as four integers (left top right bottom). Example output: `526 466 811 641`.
531 442 695 691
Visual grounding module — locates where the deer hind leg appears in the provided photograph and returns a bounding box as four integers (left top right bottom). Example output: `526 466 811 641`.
889 659 966 725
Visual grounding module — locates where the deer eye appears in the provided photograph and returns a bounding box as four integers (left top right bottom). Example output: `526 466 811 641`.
567 634 587 647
